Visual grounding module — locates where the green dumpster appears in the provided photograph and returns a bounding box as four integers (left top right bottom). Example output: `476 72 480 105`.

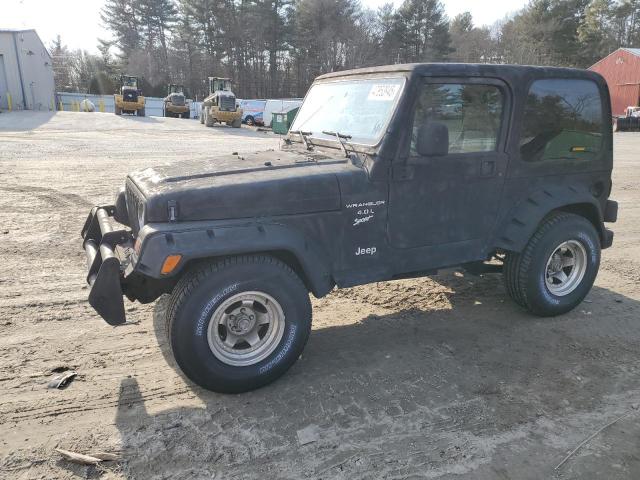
271 107 299 134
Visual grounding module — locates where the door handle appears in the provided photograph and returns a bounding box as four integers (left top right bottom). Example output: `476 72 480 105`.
480 160 496 177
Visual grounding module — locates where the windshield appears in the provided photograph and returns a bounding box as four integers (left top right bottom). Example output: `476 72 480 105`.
210 78 231 92
123 77 137 88
290 77 406 146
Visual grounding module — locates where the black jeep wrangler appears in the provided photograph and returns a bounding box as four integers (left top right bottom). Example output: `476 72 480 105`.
82 63 618 393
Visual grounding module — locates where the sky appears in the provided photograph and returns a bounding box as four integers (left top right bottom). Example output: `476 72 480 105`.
3 0 529 53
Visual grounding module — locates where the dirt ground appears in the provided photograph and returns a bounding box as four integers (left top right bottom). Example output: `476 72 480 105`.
0 111 639 480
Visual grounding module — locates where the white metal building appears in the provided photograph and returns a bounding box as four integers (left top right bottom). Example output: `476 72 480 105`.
0 29 55 111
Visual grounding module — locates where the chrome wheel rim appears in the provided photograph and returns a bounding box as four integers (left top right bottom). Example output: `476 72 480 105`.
207 291 285 366
545 240 587 296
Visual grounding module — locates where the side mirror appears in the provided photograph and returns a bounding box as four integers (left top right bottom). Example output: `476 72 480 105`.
416 122 449 157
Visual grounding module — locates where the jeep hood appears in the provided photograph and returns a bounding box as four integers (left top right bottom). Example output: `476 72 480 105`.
128 150 347 222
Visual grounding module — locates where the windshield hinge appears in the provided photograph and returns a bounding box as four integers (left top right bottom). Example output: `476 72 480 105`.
167 200 178 222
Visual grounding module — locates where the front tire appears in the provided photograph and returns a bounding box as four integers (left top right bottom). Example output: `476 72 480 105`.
166 255 312 393
504 212 600 316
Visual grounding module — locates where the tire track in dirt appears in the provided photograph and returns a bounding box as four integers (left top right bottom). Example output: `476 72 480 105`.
2 385 195 422
0 184 93 209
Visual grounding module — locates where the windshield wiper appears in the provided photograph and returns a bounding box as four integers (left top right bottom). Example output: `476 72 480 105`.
322 130 352 157
290 130 313 151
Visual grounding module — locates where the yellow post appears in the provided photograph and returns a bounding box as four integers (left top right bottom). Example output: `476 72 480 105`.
99 99 105 113
7 93 12 112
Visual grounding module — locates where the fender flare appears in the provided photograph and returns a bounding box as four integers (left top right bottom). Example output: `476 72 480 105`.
491 184 604 253
134 221 335 297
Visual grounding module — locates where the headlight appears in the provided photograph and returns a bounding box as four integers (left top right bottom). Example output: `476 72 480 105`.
137 203 146 229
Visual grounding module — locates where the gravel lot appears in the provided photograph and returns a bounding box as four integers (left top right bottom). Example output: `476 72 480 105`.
1 111 639 480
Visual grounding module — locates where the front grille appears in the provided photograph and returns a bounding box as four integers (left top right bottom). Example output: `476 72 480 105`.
123 90 138 102
219 95 236 112
171 94 185 106
125 180 144 235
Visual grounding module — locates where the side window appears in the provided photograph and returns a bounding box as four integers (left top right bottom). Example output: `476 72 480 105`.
411 83 504 155
520 79 603 162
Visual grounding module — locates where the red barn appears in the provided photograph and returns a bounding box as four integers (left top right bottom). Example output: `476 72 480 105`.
590 48 640 116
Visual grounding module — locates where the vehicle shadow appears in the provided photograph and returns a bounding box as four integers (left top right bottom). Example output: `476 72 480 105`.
0 110 57 131
113 272 640 479
119 114 161 124
201 124 275 138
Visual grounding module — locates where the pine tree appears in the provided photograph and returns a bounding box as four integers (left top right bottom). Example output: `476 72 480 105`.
100 0 143 57
50 35 73 91
393 0 451 63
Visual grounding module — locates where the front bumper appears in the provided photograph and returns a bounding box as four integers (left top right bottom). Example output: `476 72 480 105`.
81 206 134 325
212 109 241 122
121 101 144 110
167 104 189 114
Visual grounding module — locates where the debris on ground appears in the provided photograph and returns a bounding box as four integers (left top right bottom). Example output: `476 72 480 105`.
297 424 321 446
55 448 101 465
555 409 636 470
47 371 77 389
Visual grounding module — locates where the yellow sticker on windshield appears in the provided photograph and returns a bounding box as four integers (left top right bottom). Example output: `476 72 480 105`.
368 84 400 101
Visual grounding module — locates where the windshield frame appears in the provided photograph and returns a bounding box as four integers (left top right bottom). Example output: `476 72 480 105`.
122 76 138 88
289 73 408 150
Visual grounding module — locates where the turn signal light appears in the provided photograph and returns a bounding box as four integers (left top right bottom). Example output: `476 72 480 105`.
161 254 182 275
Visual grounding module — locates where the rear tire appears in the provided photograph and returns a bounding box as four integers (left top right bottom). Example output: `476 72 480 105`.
115 106 122 116
182 111 190 119
232 118 242 128
138 107 145 117
504 212 600 316
166 255 312 393
246 115 255 126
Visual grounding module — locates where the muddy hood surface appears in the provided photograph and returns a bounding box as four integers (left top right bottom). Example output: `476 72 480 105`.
128 149 346 222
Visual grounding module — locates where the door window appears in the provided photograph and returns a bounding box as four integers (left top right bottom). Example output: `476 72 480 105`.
411 83 504 155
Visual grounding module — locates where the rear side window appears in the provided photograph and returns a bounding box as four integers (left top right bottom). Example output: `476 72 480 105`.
412 83 504 155
520 79 603 162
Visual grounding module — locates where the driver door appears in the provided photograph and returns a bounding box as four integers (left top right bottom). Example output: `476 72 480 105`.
387 78 510 250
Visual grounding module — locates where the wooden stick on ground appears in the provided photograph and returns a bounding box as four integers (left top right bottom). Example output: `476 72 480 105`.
555 411 632 470
55 448 103 465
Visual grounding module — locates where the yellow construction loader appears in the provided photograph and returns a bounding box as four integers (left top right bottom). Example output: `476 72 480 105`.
163 84 190 118
114 75 145 116
199 77 242 128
